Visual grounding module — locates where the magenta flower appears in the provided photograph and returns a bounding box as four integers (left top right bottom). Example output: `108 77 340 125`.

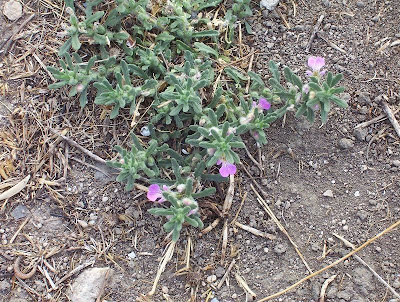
253 98 271 111
217 159 237 177
306 56 326 77
147 184 169 203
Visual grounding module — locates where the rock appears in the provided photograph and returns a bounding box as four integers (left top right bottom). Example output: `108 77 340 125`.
392 160 400 167
337 289 353 301
68 267 112 302
215 266 225 278
338 138 354 149
322 0 331 7
323 190 334 198
3 0 22 21
11 205 30 219
392 279 400 289
77 220 88 228
260 0 280 11
127 251 136 259
207 275 217 283
353 128 368 141
356 210 368 221
0 280 11 291
356 1 365 7
274 243 287 255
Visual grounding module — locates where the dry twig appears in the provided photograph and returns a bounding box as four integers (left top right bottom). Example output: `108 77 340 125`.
319 275 337 302
306 15 324 52
381 99 400 138
251 184 313 274
257 218 400 301
333 233 400 299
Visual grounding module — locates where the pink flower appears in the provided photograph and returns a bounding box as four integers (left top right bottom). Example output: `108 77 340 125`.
253 98 271 111
306 56 326 77
217 159 237 177
147 184 169 203
302 84 310 94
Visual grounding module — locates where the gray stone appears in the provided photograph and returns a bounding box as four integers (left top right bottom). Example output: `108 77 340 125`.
392 160 400 167
339 138 354 149
337 289 353 301
322 0 331 7
215 266 225 278
0 280 11 291
356 1 365 7
274 243 287 255
323 189 334 198
3 0 22 21
392 279 400 289
353 128 368 141
11 205 30 220
260 0 280 11
68 267 112 302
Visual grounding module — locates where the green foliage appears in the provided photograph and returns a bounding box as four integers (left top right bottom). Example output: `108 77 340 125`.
48 0 348 242
108 134 166 191
148 177 215 242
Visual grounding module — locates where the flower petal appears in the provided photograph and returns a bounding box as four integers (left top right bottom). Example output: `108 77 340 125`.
227 163 237 175
308 56 317 70
314 57 325 70
219 162 230 177
258 98 271 110
147 184 161 201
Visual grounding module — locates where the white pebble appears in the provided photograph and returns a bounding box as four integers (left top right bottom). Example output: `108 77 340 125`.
343 225 349 231
354 191 360 197
128 251 136 259
102 196 109 202
77 220 88 228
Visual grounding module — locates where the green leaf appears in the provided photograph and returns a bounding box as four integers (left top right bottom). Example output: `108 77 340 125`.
225 67 248 84
85 11 104 24
192 30 219 38
156 32 175 42
194 42 219 59
331 74 343 87
48 81 67 89
330 96 348 108
192 187 216 198
185 216 199 227
59 38 72 56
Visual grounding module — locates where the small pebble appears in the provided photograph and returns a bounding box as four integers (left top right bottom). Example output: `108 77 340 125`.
3 0 22 21
338 138 354 149
102 196 109 202
77 220 88 228
207 275 217 283
375 246 382 253
161 286 169 294
323 190 334 198
354 191 360 197
343 225 349 231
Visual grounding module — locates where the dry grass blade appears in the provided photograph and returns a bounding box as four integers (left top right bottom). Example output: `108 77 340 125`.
319 275 337 302
333 233 400 299
381 99 400 138
250 184 313 274
222 175 235 215
235 272 257 300
217 259 236 289
0 175 30 201
48 128 107 164
148 241 176 296
234 221 276 240
306 15 324 52
257 218 400 301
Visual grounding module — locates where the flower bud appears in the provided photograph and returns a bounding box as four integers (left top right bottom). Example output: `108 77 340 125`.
177 184 186 192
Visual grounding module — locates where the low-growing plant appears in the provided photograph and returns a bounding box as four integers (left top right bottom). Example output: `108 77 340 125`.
48 0 347 242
